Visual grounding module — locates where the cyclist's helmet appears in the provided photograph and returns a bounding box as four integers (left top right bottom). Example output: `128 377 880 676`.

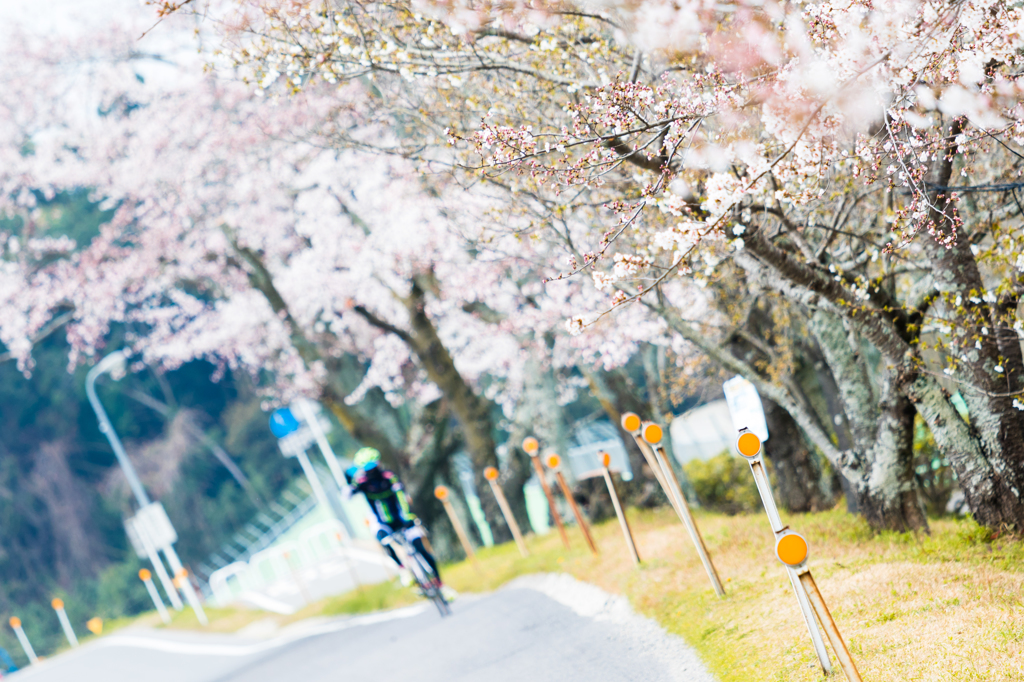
353 447 381 468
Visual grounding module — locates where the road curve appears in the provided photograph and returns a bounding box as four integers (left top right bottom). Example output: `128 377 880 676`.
12 576 715 682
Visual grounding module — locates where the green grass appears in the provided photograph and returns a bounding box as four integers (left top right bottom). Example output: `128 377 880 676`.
442 506 1024 682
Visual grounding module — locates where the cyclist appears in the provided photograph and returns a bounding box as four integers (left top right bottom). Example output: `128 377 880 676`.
344 447 442 583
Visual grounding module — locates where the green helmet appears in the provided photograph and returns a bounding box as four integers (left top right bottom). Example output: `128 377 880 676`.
353 447 381 467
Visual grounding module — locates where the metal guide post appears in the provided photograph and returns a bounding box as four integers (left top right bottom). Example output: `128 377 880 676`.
51 600 78 648
524 437 570 549
484 467 529 558
620 413 684 522
737 430 832 675
546 455 599 555
8 618 37 665
600 452 640 566
140 569 171 624
434 486 479 567
643 423 725 597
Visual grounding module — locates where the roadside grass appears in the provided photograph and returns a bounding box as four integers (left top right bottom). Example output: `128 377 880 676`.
157 578 422 633
442 506 1024 682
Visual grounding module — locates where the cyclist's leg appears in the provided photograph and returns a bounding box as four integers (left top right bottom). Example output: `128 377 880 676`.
374 521 403 567
411 537 440 580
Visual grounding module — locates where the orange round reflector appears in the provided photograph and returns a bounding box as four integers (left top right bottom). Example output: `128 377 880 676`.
601 452 612 468
776 533 809 567
484 466 499 481
546 454 561 469
522 437 539 454
51 599 64 610
621 412 642 432
434 485 450 500
737 432 762 458
86 617 103 635
642 422 663 445
139 568 152 581
175 568 188 578
9 617 21 628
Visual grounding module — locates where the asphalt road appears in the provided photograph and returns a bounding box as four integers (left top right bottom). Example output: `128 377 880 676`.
12 585 713 682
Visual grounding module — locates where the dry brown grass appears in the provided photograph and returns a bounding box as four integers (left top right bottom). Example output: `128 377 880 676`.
444 506 1024 682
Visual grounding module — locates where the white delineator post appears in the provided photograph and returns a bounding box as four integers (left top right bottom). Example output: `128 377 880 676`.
51 599 79 648
140 568 171 624
8 617 37 665
483 467 529 558
523 437 570 550
171 567 208 626
642 422 725 597
434 485 478 567
599 451 641 566
736 429 832 676
620 413 684 523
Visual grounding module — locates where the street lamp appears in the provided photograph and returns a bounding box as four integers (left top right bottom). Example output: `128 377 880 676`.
86 350 207 623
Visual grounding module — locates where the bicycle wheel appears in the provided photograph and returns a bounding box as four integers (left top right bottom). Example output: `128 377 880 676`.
409 551 450 617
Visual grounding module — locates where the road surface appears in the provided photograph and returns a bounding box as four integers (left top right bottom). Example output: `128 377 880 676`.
12 578 714 682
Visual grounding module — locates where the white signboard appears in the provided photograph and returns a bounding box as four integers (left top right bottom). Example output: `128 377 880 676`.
723 376 769 442
126 502 178 555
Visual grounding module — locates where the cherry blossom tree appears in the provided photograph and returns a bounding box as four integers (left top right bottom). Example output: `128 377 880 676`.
171 0 1024 530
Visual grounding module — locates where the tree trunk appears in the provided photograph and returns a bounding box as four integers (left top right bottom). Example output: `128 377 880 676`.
761 398 835 512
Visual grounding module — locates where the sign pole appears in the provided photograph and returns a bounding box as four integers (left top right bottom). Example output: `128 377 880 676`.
545 454 598 556
51 599 79 648
523 437 570 549
621 413 684 522
294 399 354 542
643 422 725 597
484 467 529 557
600 452 640 566
136 524 184 611
737 430 833 675
434 486 479 568
8 618 37 665
139 569 171 624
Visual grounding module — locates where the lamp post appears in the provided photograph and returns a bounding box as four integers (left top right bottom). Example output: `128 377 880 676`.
86 351 206 623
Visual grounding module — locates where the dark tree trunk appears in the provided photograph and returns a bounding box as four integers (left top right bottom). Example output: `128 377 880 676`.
761 398 835 512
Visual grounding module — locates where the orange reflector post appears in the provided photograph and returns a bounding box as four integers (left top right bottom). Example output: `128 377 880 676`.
641 422 663 445
776 533 809 567
434 485 450 500
139 568 152 581
484 466 499 481
601 452 612 468
9 617 20 628
737 432 762 458
522 437 539 454
546 454 561 469
621 412 642 433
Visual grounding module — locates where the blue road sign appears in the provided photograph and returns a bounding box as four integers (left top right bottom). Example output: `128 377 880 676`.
269 408 300 438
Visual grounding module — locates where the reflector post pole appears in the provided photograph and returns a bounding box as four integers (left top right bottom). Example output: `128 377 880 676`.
434 485 478 567
600 452 640 566
8 618 37 665
797 569 863 682
523 437 570 549
484 467 529 558
620 413 683 522
139 569 171 624
545 454 598 556
643 422 725 597
170 566 208 626
51 599 78 648
737 429 832 675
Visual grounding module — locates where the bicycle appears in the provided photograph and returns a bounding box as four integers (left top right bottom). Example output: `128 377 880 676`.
382 530 451 617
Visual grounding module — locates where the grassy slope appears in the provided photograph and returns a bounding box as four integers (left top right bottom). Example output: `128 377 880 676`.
442 507 1024 682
